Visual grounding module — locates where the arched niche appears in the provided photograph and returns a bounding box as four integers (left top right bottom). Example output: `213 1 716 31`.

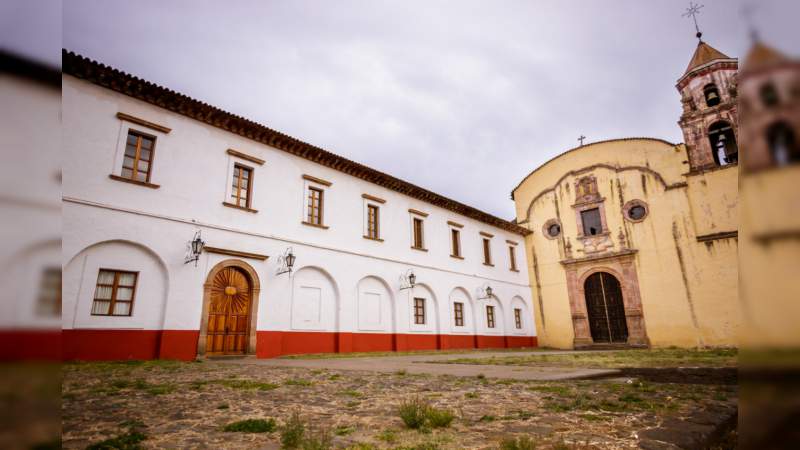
63 239 169 330
448 287 475 334
356 275 395 333
509 295 530 335
408 282 439 334
291 266 339 331
478 295 505 335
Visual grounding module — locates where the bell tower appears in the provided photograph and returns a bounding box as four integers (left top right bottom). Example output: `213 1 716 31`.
676 6 739 172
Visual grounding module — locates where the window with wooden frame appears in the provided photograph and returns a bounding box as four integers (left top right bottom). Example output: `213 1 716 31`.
509 245 518 271
367 204 380 239
451 229 461 257
514 308 522 329
482 238 492 265
121 130 156 183
91 269 138 316
36 267 61 317
412 218 425 249
453 302 464 327
486 305 496 328
307 187 324 225
230 164 253 208
414 297 426 324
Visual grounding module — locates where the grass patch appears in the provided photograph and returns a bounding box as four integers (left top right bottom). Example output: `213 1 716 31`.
339 389 364 398
328 374 341 381
464 392 479 399
85 431 147 450
334 425 355 436
434 348 737 369
223 418 276 433
285 378 314 387
479 414 496 422
499 436 537 450
398 397 455 430
216 404 229 410
376 428 398 443
214 379 280 391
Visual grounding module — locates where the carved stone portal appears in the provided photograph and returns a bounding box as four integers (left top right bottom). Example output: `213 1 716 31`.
562 250 649 348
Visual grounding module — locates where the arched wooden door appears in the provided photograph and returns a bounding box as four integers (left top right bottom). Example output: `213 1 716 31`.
584 272 628 343
206 266 252 355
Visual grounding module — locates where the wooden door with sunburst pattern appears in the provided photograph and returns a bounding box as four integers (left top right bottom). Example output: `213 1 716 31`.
206 266 251 355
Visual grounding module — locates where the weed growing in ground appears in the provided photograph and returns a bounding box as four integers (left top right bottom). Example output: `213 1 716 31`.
215 379 279 391
376 428 398 443
499 436 537 450
223 418 276 433
217 404 229 410
465 392 479 399
479 414 496 422
334 425 355 436
85 431 147 449
285 378 314 387
339 389 363 398
328 374 341 381
395 369 408 376
281 411 306 448
398 397 455 430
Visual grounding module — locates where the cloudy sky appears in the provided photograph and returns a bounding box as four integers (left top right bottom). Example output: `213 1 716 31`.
9 1 798 218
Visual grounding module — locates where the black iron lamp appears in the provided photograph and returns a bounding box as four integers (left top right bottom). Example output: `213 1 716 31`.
185 230 205 267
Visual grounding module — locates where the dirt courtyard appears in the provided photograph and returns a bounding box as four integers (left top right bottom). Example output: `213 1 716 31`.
61 349 737 449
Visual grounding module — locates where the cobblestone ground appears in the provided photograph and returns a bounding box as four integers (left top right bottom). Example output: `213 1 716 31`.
62 360 737 449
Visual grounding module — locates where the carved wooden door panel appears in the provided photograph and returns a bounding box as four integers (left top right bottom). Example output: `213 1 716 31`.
207 267 251 355
584 272 628 343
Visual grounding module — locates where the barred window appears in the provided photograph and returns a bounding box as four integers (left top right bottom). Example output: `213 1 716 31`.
514 308 522 329
367 204 380 239
307 187 324 225
486 305 495 328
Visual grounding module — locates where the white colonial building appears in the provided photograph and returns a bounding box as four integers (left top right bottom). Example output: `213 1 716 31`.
61 50 536 360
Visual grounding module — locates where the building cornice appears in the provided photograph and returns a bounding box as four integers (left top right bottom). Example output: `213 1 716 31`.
62 49 530 236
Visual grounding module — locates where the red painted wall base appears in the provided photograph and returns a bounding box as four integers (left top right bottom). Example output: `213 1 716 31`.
0 330 62 361
63 329 537 361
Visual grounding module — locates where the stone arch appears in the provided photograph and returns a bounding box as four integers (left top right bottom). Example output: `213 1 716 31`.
356 275 396 333
197 258 261 357
291 265 340 332
63 239 169 330
448 286 476 334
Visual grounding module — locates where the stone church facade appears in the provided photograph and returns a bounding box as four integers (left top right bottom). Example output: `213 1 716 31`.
511 39 742 349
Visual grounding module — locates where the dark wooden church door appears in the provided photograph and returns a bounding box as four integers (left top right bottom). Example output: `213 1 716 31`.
584 272 628 343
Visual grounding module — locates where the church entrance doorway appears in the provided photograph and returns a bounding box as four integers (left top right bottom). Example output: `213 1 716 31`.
583 272 628 343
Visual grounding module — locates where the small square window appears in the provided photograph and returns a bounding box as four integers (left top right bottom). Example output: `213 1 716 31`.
91 269 138 316
581 208 603 236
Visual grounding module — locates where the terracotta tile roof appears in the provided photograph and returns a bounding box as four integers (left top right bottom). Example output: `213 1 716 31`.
62 50 530 236
684 41 731 75
742 41 789 73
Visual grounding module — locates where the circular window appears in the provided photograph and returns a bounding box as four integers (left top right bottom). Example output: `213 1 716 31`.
628 205 646 220
542 219 562 239
623 200 649 223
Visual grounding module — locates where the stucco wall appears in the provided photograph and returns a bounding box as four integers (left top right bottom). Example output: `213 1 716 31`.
513 139 739 348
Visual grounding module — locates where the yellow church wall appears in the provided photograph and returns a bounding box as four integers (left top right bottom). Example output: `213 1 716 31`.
514 139 739 349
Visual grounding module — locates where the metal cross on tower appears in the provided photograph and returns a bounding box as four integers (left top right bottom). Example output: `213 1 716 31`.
578 135 586 146
682 2 705 41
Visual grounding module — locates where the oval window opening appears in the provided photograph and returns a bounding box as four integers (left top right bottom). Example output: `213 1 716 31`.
628 205 646 220
547 223 561 237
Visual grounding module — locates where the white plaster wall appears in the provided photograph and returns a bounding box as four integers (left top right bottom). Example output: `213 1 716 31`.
61 75 537 339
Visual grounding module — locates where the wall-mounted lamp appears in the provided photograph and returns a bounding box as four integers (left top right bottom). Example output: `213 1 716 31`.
477 283 494 300
399 269 416 290
276 247 296 275
184 230 205 267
